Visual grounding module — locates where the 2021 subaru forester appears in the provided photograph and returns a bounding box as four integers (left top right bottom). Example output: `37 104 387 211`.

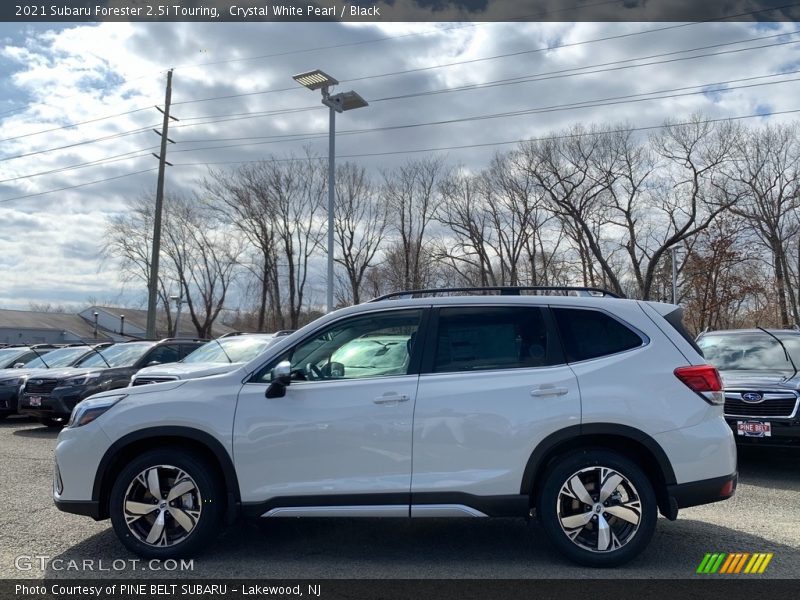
53 287 737 567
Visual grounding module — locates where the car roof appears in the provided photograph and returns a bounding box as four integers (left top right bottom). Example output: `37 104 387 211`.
699 328 800 337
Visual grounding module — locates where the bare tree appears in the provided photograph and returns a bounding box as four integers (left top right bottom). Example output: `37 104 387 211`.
333 162 388 304
382 157 444 290
724 123 800 327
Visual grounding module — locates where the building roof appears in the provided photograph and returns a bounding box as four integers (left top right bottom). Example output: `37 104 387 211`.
0 309 110 341
87 306 236 338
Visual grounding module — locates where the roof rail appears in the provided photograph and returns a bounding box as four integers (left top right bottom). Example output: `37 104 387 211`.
369 286 623 302
157 337 209 343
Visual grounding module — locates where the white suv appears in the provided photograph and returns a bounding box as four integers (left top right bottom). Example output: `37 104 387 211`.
53 287 737 567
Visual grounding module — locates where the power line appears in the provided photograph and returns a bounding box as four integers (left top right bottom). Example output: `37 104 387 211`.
0 168 157 204
170 32 799 131
0 106 155 143
170 108 800 168
164 70 800 157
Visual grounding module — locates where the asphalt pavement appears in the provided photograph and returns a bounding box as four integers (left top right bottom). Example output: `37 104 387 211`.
0 416 797 580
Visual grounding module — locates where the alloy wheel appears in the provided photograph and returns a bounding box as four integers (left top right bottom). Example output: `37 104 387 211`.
123 465 202 547
556 466 642 553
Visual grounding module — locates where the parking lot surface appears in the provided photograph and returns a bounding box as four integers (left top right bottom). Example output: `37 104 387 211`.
1 416 797 579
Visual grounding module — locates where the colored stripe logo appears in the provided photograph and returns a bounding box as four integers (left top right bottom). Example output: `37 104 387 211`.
697 552 773 574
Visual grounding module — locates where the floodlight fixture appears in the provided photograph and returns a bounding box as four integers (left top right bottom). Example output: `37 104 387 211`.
325 91 369 113
292 69 339 91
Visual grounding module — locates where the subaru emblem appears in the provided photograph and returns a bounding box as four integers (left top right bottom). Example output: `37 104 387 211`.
741 392 764 403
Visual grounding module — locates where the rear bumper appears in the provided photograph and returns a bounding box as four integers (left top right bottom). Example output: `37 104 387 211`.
54 499 102 520
667 471 737 515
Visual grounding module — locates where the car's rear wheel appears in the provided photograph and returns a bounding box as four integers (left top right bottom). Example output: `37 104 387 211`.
109 449 224 558
537 449 657 567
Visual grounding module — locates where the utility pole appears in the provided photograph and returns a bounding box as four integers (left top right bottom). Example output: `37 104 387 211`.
146 69 177 339
671 246 679 304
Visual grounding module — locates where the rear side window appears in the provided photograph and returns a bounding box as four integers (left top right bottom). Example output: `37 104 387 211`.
433 307 552 373
553 308 643 362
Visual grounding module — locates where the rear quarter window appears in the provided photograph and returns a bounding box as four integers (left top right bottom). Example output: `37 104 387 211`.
553 307 644 362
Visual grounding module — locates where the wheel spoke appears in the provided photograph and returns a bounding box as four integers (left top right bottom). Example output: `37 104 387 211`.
146 468 162 499
599 473 623 503
567 475 594 506
605 502 641 525
560 511 593 530
125 500 159 516
169 507 199 532
145 510 166 545
596 514 611 550
167 479 196 502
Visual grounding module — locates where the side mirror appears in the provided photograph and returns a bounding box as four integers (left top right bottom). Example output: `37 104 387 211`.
147 361 161 367
265 361 292 399
12 363 25 369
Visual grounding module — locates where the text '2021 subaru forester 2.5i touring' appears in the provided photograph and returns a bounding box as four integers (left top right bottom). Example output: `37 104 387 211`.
53 287 737 567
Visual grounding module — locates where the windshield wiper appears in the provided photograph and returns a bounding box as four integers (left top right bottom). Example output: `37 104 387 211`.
69 341 112 368
27 347 50 369
210 338 233 363
757 327 798 380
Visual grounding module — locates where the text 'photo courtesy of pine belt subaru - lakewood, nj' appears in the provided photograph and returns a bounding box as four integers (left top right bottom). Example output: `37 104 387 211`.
53 287 738 568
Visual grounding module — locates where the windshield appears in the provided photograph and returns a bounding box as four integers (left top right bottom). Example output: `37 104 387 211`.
698 333 800 372
77 343 154 368
23 346 89 368
0 348 25 365
331 336 410 371
183 336 275 364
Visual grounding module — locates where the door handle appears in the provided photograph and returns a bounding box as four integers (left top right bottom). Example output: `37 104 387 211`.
530 387 569 398
373 393 410 404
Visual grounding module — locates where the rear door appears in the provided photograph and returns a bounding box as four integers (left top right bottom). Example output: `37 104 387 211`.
411 305 580 505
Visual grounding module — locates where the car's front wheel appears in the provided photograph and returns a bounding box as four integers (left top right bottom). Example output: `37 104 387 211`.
109 449 224 558
537 449 657 567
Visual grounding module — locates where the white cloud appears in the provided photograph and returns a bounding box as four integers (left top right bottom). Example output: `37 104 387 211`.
0 20 798 308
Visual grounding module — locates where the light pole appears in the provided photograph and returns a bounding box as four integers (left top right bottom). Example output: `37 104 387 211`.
170 295 183 338
292 69 368 313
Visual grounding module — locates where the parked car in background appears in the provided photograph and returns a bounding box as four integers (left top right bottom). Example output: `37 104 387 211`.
0 343 112 419
697 328 800 446
54 287 736 567
0 344 58 369
130 333 284 386
19 338 205 427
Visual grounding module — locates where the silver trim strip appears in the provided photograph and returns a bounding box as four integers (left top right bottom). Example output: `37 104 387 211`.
261 505 408 518
410 504 488 517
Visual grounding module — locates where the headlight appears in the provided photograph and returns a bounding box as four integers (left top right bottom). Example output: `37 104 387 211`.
67 394 126 428
0 378 22 387
63 373 102 387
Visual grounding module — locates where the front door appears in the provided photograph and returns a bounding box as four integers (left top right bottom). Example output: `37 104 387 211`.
233 308 426 511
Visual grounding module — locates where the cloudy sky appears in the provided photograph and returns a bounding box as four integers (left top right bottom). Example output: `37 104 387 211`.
0 17 799 311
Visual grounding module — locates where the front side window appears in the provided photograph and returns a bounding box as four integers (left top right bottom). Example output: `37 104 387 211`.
256 309 423 383
433 306 551 373
553 307 643 363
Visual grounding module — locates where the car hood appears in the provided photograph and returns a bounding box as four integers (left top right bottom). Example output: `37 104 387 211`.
21 367 108 381
720 370 800 390
134 362 242 380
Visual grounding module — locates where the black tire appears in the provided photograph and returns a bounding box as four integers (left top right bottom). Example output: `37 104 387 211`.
0 412 9 421
39 417 65 428
109 449 224 559
536 449 657 568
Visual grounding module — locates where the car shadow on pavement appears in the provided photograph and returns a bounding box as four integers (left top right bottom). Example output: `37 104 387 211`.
43 517 798 579
12 425 60 438
737 446 800 492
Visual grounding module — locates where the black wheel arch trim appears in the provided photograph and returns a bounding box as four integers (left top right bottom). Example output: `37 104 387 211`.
520 423 678 495
92 426 241 519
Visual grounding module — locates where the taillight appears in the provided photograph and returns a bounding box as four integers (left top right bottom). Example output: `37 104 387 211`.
674 365 724 405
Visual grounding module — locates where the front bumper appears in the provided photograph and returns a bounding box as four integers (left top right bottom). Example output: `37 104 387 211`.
725 417 800 446
19 385 96 419
54 499 102 519
0 386 19 414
